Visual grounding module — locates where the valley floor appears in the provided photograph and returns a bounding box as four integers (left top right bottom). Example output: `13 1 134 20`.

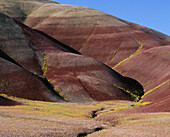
0 95 169 137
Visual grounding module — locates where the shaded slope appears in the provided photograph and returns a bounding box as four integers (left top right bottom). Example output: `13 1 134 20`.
0 57 64 102
0 96 22 106
16 20 80 54
43 50 144 102
0 13 67 102
25 4 169 68
0 13 79 75
0 49 21 67
0 0 57 22
0 12 42 74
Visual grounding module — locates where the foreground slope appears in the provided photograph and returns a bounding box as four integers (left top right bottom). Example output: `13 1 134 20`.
115 46 170 101
0 96 107 136
0 54 64 102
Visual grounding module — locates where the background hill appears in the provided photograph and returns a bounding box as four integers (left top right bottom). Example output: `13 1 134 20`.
0 0 58 22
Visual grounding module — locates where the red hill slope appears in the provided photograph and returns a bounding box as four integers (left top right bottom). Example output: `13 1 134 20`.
25 4 169 68
0 13 144 102
0 13 79 75
24 3 169 106
114 45 170 112
0 56 64 102
43 50 144 102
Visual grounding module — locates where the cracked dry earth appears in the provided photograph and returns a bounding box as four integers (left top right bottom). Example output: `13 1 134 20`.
0 96 169 137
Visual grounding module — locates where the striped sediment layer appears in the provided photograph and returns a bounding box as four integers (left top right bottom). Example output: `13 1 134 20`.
0 57 64 102
0 13 144 103
115 46 170 105
0 2 169 106
43 51 144 102
25 4 169 106
0 13 79 75
25 4 168 68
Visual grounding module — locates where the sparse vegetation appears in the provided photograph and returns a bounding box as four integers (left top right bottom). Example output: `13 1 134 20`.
139 79 170 102
0 80 9 94
0 93 168 136
54 85 68 101
42 53 47 76
112 39 143 69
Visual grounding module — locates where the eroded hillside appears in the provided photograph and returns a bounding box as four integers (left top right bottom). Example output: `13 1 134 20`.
0 0 169 136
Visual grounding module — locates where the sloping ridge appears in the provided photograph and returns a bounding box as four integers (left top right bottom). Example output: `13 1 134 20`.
0 13 67 102
112 16 170 43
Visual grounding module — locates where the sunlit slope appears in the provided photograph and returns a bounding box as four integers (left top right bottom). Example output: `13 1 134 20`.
115 46 170 100
25 4 169 69
114 46 170 112
24 4 169 104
